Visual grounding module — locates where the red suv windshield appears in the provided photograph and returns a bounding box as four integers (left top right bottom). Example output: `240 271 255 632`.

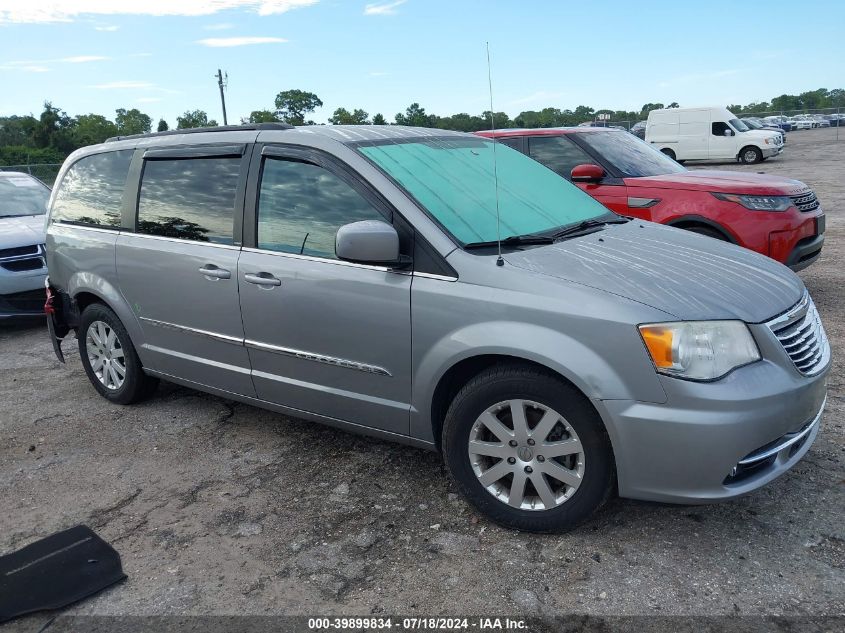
577 131 687 178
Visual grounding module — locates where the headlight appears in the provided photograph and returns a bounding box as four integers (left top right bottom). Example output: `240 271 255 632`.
711 192 793 211
638 321 760 381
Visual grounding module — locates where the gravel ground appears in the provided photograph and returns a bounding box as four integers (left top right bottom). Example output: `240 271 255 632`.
1 128 843 626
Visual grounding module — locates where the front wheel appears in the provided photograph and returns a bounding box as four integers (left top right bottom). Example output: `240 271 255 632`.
441 364 615 532
78 303 159 404
739 146 762 164
660 148 677 161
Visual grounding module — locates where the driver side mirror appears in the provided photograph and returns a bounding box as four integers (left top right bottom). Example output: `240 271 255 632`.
723 128 733 137
336 220 403 265
571 163 606 183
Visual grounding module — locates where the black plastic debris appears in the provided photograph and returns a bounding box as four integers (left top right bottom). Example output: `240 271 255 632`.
0 525 126 623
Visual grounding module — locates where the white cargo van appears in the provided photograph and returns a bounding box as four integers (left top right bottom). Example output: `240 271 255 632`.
645 107 783 164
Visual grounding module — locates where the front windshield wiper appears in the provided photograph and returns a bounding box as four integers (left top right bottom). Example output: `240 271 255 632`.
463 234 556 250
0 213 43 219
550 216 630 241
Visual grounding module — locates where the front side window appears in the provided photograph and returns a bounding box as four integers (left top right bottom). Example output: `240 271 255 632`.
712 122 732 136
528 136 595 180
51 150 133 227
576 131 687 178
137 157 240 244
0 174 51 218
257 157 386 259
358 137 610 245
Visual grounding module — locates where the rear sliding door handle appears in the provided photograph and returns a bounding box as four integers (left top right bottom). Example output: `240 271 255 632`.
198 265 231 280
244 272 282 287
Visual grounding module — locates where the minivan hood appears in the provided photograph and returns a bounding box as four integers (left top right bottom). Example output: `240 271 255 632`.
503 221 803 323
626 169 809 195
0 214 46 250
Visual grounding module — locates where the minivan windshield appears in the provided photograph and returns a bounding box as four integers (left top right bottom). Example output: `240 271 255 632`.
576 131 687 178
0 174 51 218
358 137 611 246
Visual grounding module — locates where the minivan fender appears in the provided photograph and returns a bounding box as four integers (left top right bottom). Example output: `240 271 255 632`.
65 272 144 350
410 320 668 445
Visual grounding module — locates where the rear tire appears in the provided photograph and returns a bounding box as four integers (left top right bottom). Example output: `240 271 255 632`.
739 146 762 164
441 364 615 533
78 303 158 404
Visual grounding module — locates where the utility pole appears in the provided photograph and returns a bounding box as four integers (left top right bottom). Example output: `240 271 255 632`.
216 69 228 126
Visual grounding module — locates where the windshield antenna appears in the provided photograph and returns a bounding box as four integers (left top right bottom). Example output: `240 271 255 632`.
486 42 504 267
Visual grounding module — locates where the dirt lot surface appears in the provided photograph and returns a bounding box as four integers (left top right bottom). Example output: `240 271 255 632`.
1 129 843 626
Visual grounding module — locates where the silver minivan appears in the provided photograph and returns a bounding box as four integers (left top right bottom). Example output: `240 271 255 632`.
45 124 830 532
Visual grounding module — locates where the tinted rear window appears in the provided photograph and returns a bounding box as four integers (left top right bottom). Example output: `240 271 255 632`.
51 150 133 228
137 157 241 245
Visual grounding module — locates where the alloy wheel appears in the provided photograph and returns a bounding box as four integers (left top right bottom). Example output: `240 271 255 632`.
85 320 126 390
468 399 585 511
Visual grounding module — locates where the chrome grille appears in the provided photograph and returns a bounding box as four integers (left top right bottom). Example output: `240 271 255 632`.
790 190 820 212
767 293 830 376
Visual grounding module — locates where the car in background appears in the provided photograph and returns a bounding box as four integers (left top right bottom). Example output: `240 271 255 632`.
475 127 825 270
630 120 647 139
0 171 50 319
787 117 812 130
811 115 830 128
763 116 792 132
742 117 787 143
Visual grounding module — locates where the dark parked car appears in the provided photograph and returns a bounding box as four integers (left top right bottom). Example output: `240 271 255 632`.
742 117 787 144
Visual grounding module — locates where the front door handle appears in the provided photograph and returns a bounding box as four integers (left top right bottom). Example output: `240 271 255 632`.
198 265 231 280
244 272 282 287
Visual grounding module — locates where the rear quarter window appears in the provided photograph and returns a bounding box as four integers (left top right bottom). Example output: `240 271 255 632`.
51 150 133 228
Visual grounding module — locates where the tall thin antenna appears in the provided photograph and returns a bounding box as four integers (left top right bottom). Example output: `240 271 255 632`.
486 42 504 267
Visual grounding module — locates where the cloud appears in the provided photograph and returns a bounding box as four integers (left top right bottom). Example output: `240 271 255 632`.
92 80 155 89
196 36 286 47
364 0 406 16
0 1 319 23
59 55 109 63
94 25 119 31
0 55 107 71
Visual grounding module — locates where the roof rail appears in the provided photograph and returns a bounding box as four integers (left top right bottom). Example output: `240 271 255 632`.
105 122 294 142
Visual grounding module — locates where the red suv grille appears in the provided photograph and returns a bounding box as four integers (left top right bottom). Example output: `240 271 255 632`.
790 191 820 212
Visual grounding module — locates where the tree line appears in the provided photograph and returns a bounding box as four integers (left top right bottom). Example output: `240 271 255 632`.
1 87 842 165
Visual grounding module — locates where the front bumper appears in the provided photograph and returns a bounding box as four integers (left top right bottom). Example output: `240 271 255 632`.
762 146 784 158
596 339 829 504
0 286 47 318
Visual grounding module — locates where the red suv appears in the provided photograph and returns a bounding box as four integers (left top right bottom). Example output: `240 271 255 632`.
475 128 825 270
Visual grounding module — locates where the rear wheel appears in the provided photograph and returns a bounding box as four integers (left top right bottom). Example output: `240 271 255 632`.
78 303 158 404
739 146 762 164
442 364 615 532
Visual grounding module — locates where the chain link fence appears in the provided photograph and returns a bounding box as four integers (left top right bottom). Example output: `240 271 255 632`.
0 163 62 187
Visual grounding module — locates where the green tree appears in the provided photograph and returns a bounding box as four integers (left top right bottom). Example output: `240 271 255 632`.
157 119 169 132
274 90 323 125
246 109 281 124
667 102 680 108
32 102 75 152
73 114 118 145
0 115 38 146
395 103 435 127
371 113 387 125
640 103 665 115
329 107 370 125
115 108 152 135
176 110 217 129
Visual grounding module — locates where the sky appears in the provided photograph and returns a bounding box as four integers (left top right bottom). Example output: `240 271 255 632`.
0 0 841 126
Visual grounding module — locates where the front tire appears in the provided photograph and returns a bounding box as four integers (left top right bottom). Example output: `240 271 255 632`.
78 303 158 404
685 225 728 241
442 364 615 533
660 148 677 161
739 146 762 164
